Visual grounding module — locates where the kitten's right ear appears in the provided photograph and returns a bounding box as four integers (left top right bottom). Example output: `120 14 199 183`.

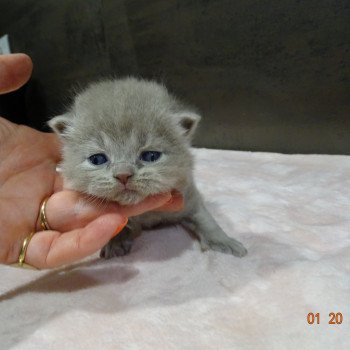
48 114 74 138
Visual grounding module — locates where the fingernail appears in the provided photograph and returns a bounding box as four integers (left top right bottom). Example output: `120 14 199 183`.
113 217 128 236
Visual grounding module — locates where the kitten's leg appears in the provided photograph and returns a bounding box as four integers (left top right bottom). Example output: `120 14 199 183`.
183 202 247 257
100 220 141 259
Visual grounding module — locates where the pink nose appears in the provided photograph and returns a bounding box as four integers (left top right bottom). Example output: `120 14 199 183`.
115 173 133 185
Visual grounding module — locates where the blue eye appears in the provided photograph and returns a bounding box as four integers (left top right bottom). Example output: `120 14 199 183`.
88 153 109 165
140 151 162 162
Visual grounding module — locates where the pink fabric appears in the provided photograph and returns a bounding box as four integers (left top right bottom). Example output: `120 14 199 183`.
1 148 349 349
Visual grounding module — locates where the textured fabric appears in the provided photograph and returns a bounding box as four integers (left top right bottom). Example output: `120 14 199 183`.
1 148 349 349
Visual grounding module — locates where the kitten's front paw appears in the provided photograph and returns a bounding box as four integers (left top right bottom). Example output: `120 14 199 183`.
100 237 133 259
200 237 247 257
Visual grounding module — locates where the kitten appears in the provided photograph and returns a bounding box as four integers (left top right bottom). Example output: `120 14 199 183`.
49 78 247 258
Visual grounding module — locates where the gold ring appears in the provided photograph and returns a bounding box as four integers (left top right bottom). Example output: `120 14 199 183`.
39 197 51 230
11 232 37 269
11 196 50 269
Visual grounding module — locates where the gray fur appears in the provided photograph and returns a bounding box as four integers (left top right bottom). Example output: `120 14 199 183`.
49 78 247 258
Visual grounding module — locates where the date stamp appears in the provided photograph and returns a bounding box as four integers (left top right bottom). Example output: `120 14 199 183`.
307 312 344 325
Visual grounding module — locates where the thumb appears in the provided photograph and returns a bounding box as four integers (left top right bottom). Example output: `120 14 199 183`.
0 54 33 94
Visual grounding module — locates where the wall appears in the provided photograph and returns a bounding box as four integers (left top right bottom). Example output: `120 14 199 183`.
0 0 349 154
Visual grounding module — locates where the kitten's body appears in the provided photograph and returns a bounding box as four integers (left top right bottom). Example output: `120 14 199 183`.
49 78 247 258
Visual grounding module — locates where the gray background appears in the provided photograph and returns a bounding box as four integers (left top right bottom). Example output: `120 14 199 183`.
0 0 349 154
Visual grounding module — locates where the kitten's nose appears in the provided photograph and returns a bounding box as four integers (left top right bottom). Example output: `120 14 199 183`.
115 173 133 185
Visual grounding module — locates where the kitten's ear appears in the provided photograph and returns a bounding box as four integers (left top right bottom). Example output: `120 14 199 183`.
48 114 74 138
173 112 201 139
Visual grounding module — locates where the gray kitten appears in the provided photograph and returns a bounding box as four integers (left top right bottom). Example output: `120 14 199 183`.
49 78 247 258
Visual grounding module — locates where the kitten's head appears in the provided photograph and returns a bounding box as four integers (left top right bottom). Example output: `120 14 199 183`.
49 78 200 205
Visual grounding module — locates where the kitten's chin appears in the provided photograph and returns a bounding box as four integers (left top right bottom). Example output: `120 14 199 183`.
111 190 145 206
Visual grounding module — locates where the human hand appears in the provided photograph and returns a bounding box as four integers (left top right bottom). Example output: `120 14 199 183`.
0 54 184 269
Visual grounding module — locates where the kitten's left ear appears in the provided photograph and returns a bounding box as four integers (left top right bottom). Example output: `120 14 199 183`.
173 112 201 140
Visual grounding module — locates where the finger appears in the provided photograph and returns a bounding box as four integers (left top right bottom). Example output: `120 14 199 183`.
27 213 128 269
36 191 126 232
153 191 184 212
37 191 172 232
53 173 64 192
0 54 33 94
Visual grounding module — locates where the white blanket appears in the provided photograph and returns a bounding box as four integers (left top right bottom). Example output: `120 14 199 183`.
1 148 349 350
